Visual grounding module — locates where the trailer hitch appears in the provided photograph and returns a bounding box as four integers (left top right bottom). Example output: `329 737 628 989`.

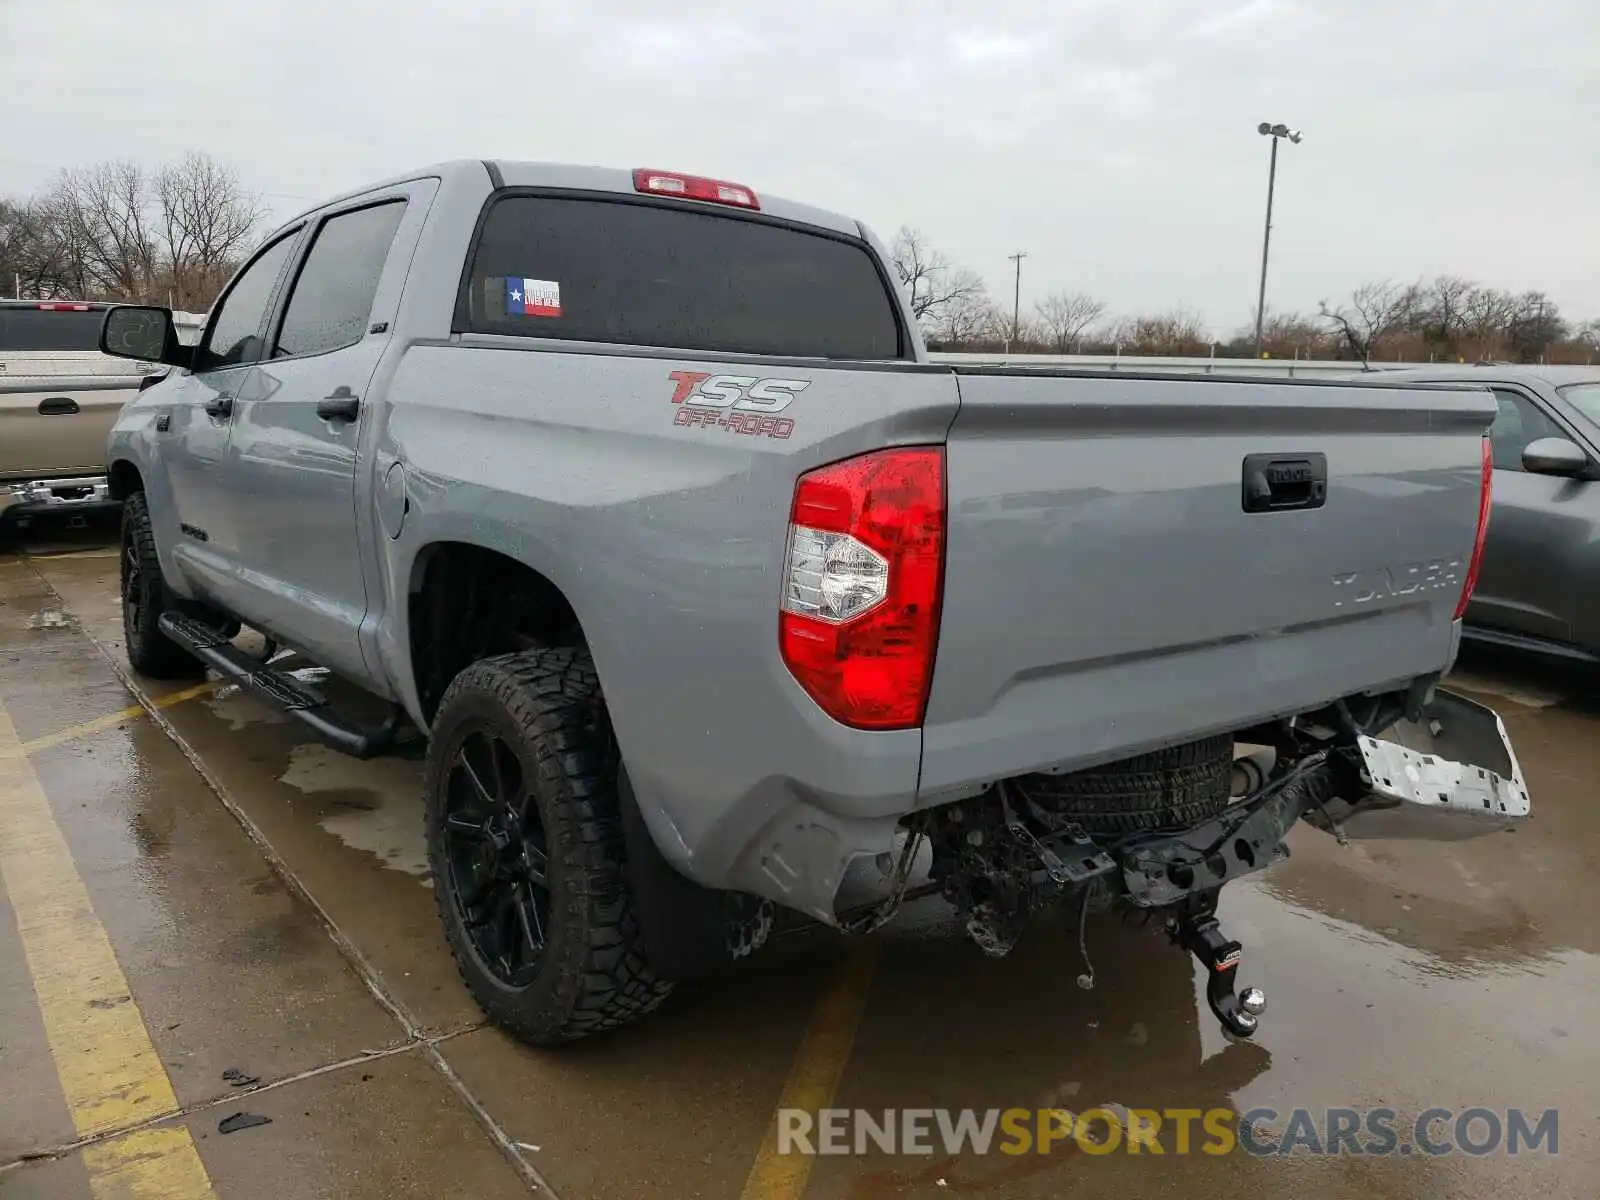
1170 906 1266 1038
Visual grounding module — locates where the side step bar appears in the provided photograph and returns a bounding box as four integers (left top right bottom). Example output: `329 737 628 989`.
158 611 403 759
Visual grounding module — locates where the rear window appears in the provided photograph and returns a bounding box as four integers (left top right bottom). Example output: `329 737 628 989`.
460 195 904 360
0 308 105 352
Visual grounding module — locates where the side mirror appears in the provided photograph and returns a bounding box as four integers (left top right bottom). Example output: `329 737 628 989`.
1521 436 1589 477
100 305 189 369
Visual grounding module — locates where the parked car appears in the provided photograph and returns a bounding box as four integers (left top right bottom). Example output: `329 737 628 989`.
1370 365 1600 664
95 159 1530 1048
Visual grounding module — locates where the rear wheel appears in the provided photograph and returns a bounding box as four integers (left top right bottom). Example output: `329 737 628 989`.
424 646 671 1046
120 493 207 680
1014 734 1235 836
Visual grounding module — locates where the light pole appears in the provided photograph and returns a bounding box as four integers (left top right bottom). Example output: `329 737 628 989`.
1008 251 1027 346
1253 121 1302 357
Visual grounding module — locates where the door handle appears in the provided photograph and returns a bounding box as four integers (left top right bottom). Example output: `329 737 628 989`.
1242 452 1328 513
317 386 361 422
203 395 234 419
38 396 79 415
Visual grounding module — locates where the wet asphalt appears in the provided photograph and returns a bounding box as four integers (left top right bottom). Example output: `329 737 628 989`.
0 518 1596 1199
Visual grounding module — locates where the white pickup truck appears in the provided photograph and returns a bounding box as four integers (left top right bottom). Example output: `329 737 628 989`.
1 299 203 537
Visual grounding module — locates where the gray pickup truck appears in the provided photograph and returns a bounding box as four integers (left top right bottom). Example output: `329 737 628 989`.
98 159 1531 1048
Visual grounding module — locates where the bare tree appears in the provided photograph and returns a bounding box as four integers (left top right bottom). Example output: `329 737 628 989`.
154 151 267 309
929 289 1000 347
1458 286 1519 360
1034 290 1106 353
45 160 158 301
1109 308 1209 356
0 198 74 298
1245 311 1339 360
1318 280 1421 365
888 227 986 328
1417 275 1477 353
1505 291 1567 363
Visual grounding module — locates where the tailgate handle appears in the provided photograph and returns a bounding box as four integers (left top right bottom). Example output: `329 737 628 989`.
38 396 79 415
1242 452 1327 513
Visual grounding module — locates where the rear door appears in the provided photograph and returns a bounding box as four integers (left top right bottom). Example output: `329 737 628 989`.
218 183 429 681
1469 384 1600 647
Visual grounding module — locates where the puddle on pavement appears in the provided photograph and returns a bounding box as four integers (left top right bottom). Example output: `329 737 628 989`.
24 606 72 630
278 742 430 882
203 682 292 731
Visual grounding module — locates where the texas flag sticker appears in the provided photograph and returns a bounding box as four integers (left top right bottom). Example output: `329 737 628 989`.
505 277 562 318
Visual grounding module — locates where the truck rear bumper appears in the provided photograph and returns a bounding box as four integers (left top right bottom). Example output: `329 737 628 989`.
0 475 119 531
708 684 1529 927
1121 688 1530 909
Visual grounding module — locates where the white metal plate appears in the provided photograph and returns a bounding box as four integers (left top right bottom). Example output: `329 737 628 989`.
1356 732 1531 819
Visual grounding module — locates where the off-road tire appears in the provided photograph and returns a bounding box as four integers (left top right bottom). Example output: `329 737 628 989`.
424 647 672 1046
120 492 208 680
1015 734 1235 836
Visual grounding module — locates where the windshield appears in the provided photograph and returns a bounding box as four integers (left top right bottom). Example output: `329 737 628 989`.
1557 382 1600 426
0 308 104 352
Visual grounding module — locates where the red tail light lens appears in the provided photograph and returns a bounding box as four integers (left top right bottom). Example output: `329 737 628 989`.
1454 436 1493 621
779 447 946 730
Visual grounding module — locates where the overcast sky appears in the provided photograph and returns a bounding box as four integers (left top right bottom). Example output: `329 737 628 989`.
3 0 1595 336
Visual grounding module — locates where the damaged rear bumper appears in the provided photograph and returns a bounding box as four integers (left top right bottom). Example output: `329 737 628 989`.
1118 687 1531 911
1105 686 1531 1038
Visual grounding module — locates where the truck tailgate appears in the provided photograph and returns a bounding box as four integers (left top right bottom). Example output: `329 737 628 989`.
918 368 1496 797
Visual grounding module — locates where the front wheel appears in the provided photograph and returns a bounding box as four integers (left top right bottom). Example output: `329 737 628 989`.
424 646 672 1045
120 493 207 680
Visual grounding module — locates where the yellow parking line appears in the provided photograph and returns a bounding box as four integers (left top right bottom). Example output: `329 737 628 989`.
740 941 880 1200
0 698 217 1196
19 680 217 757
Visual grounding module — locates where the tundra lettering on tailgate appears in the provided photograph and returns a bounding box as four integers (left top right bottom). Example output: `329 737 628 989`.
667 370 807 439
1330 559 1462 609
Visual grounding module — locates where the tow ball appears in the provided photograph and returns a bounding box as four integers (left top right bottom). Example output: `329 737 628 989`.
1171 912 1267 1037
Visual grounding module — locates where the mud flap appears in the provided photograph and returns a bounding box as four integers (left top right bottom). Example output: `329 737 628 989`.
616 765 773 981
1317 687 1532 841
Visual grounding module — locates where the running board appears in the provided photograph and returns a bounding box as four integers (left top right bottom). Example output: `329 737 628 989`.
158 611 403 759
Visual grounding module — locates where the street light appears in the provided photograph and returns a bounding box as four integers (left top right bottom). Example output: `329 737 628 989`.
1253 122 1303 356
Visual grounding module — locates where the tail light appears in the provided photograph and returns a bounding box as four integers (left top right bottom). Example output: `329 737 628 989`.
1454 436 1493 621
632 168 760 210
779 447 946 730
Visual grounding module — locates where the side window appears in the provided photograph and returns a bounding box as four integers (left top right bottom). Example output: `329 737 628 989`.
273 201 406 359
1488 389 1566 473
200 232 300 370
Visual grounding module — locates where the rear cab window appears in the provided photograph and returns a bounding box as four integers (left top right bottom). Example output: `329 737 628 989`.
0 307 105 352
457 195 905 360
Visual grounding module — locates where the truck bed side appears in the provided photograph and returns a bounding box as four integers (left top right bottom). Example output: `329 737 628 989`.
375 341 960 917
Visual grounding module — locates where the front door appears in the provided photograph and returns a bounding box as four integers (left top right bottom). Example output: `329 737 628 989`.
219 197 410 682
1470 386 1600 647
156 228 302 603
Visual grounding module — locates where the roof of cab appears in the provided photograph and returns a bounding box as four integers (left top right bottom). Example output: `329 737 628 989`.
272 158 865 240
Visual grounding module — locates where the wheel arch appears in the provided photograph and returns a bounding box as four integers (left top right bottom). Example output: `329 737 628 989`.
403 540 587 725
107 459 144 501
